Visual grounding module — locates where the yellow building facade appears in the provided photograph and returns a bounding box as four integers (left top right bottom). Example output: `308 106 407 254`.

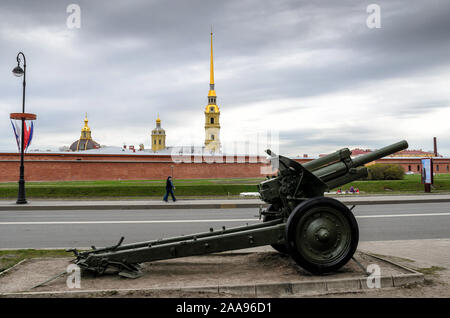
151 115 166 152
204 31 221 152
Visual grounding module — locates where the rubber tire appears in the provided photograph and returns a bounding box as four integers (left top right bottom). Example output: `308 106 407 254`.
285 197 359 274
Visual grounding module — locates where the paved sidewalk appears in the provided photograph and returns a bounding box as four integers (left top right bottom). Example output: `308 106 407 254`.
356 238 450 297
0 194 449 210
359 239 450 269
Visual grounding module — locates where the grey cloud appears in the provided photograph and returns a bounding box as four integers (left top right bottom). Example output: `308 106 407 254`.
0 0 449 155
279 125 391 155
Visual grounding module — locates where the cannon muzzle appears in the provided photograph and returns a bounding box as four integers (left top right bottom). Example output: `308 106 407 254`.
352 140 408 167
309 139 408 189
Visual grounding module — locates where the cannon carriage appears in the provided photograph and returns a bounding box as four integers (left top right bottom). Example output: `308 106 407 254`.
69 140 408 278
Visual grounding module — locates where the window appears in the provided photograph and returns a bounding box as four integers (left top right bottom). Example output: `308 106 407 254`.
210 117 214 124
436 165 439 171
154 140 156 145
211 134 215 140
408 165 411 171
159 139 161 145
417 165 420 171
210 107 214 112
447 165 449 171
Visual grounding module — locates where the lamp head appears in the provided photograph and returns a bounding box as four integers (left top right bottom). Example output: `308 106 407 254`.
12 65 24 77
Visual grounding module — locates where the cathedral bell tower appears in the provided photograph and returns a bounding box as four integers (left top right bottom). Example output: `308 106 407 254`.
204 30 221 153
151 115 166 152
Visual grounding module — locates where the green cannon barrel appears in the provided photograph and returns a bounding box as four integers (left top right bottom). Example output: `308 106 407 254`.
303 148 351 172
312 161 348 183
352 140 409 167
308 140 409 189
324 167 368 190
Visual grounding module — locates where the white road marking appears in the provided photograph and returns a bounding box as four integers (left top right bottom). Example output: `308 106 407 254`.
0 212 449 225
356 212 450 218
0 219 258 225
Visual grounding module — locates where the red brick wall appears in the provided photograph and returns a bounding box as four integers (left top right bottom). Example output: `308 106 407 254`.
377 158 450 174
0 153 275 182
0 153 449 182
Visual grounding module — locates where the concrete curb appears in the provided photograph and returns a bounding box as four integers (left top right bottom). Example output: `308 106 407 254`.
0 202 266 211
342 198 450 206
0 253 424 297
0 196 449 211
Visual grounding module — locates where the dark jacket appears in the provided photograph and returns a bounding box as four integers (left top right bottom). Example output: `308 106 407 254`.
166 178 174 190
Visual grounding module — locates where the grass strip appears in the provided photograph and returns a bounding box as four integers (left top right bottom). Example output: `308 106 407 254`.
0 249 69 273
0 175 449 198
0 184 259 198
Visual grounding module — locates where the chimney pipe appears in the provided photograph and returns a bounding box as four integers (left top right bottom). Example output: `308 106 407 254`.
433 137 438 157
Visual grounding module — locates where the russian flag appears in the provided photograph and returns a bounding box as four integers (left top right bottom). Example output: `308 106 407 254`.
24 121 34 151
10 119 20 151
10 120 34 152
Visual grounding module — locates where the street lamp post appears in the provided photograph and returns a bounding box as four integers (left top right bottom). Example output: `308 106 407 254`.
12 52 27 204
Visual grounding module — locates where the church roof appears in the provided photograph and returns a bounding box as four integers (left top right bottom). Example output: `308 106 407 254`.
70 114 101 151
152 128 165 134
69 139 100 151
205 104 219 113
152 115 166 134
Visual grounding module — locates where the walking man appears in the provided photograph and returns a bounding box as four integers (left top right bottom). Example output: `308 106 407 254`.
163 176 176 202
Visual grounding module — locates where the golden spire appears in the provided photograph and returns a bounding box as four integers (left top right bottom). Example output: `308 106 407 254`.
80 113 92 141
208 27 216 98
156 113 161 124
210 27 214 86
82 113 90 132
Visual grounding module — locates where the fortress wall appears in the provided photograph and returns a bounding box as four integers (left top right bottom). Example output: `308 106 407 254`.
376 158 450 174
0 153 276 182
0 153 449 182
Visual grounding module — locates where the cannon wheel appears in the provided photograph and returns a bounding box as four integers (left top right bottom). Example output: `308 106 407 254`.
285 197 358 274
262 205 289 254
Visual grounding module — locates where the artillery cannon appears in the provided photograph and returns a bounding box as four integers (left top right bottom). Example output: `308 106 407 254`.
69 140 408 278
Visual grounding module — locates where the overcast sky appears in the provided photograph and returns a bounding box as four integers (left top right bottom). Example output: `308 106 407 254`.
1 0 449 157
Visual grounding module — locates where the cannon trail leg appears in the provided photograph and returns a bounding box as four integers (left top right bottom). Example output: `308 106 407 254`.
73 220 286 277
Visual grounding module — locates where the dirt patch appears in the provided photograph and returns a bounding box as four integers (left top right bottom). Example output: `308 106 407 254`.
0 250 412 296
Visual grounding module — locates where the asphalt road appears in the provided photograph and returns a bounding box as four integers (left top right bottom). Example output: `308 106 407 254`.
0 203 449 249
